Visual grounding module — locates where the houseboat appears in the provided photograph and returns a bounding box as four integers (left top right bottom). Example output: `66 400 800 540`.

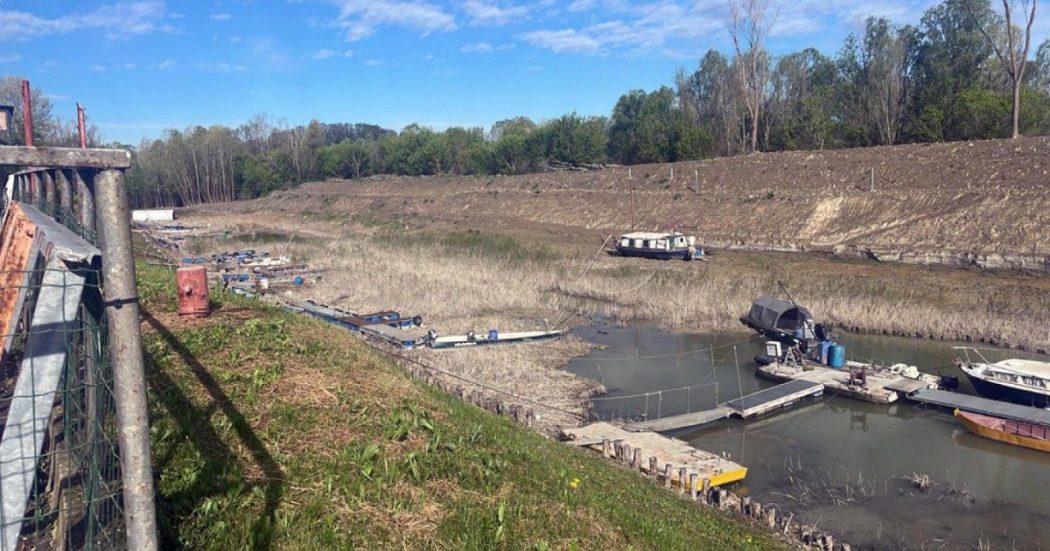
613 231 703 261
955 347 1050 408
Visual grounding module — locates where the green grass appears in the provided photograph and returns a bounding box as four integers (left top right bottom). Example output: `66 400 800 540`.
372 229 560 264
139 263 781 550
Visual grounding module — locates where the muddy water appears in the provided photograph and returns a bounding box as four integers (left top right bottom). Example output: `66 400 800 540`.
567 324 1050 549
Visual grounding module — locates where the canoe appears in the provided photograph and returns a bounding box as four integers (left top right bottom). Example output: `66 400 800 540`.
954 408 1050 453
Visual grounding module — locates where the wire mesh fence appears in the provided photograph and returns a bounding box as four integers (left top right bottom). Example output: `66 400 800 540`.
0 162 136 550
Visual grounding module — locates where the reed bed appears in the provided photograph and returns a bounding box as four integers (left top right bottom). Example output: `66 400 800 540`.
178 206 1050 427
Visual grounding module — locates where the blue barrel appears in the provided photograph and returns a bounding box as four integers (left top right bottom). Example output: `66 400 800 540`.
819 340 833 364
828 344 846 368
488 329 499 340
794 327 805 340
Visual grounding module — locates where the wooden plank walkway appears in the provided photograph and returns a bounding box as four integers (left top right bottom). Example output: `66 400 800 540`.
624 380 825 432
726 379 824 417
626 406 733 432
563 422 747 487
907 389 1050 425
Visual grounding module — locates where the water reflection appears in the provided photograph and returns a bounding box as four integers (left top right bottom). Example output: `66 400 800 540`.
567 323 1050 549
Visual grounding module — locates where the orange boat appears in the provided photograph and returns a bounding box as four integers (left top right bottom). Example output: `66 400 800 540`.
954 408 1050 453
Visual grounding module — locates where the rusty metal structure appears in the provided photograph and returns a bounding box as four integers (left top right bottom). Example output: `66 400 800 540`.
0 145 156 550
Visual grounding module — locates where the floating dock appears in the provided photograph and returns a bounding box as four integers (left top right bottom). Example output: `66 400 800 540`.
431 330 562 350
563 422 747 487
757 360 939 404
280 298 427 349
906 389 1050 425
625 379 825 432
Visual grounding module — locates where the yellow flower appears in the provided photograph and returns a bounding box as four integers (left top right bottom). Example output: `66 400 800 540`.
569 478 580 490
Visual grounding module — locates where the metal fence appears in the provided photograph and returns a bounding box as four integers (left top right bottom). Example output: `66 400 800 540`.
0 149 155 550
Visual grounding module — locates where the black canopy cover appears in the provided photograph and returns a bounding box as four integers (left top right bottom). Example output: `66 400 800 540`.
747 295 812 331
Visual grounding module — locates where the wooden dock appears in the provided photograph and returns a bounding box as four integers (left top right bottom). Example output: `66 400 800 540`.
624 379 825 432
907 389 1050 425
726 379 825 417
757 360 940 404
563 422 747 487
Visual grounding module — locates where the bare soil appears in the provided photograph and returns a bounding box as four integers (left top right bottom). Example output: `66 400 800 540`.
223 135 1050 269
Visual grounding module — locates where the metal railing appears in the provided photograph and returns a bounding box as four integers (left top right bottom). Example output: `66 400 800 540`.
0 147 156 550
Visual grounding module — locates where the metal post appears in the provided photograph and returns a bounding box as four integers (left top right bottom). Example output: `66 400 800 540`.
77 103 88 149
57 169 72 219
93 168 159 551
75 169 95 233
43 170 55 215
20 80 32 147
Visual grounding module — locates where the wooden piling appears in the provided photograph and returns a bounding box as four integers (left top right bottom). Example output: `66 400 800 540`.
701 478 711 504
663 464 673 489
765 508 776 528
677 468 687 494
602 438 612 458
648 456 657 477
689 473 698 500
631 448 641 469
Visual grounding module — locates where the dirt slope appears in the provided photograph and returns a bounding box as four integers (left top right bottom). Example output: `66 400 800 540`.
238 136 1050 270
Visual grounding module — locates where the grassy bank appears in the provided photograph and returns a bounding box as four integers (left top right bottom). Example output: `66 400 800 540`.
139 263 783 549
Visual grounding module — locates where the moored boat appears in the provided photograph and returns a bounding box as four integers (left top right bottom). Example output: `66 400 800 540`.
954 347 1050 408
613 231 703 261
740 295 826 347
954 408 1050 453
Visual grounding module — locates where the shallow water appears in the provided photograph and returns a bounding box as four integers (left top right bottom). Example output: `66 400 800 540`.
567 323 1050 549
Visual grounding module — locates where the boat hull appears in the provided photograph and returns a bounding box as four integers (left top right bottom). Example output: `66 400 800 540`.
955 409 1050 453
963 371 1050 408
614 246 691 261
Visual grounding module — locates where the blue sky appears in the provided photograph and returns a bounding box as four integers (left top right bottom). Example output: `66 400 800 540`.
1 0 1047 144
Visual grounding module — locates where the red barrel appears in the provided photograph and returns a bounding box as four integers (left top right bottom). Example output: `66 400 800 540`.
176 265 210 318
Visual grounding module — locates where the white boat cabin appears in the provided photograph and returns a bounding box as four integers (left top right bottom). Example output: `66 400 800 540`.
617 231 694 251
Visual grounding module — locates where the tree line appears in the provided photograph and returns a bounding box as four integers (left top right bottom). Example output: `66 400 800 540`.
123 0 1050 207
5 0 1047 208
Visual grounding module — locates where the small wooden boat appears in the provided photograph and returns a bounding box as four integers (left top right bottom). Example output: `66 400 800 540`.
954 408 1050 453
613 231 703 261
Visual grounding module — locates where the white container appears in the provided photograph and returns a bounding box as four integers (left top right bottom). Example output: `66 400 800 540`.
765 341 782 358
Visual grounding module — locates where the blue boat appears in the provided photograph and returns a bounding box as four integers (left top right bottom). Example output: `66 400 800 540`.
613 231 703 261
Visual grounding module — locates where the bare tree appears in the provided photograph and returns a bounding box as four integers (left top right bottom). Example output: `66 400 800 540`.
979 0 1038 138
727 0 776 152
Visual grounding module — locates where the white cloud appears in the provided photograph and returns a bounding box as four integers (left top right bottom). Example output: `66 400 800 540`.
460 41 493 53
364 59 384 66
519 29 601 53
196 62 247 73
210 13 232 21
0 53 21 63
461 1 528 26
313 49 354 59
520 2 725 56
158 59 176 69
0 1 176 41
325 0 457 41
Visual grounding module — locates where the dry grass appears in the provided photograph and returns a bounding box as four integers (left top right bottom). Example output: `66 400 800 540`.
172 192 1050 434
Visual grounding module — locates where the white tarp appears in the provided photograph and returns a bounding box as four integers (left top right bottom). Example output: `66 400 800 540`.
132 208 175 222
